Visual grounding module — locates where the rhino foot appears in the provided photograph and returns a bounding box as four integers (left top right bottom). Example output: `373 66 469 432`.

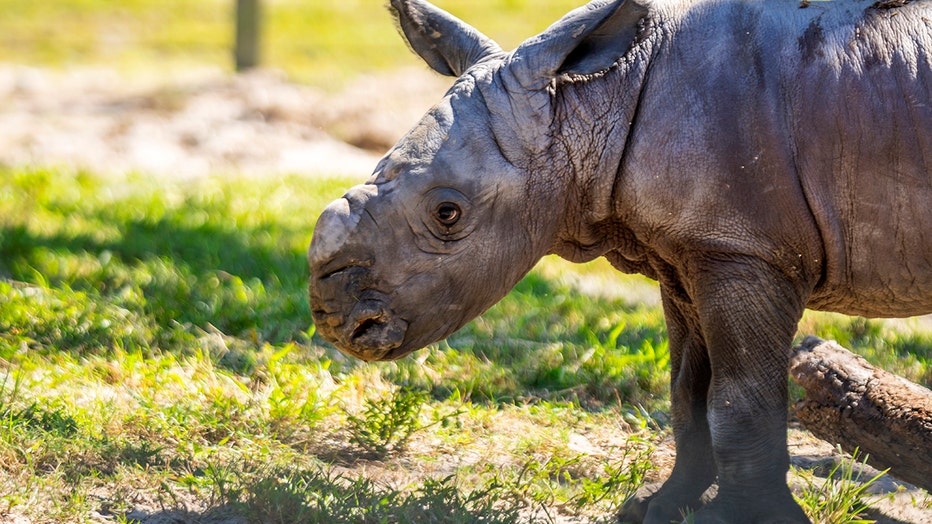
687 508 809 524
616 482 714 524
615 482 658 523
685 488 810 524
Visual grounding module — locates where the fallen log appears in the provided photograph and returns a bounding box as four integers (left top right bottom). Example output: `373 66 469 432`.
789 336 932 492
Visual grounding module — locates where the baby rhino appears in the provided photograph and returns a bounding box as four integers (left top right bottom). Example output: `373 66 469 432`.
308 0 932 522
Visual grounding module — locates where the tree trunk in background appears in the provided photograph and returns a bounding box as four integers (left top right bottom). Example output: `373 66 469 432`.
789 336 932 492
235 0 261 71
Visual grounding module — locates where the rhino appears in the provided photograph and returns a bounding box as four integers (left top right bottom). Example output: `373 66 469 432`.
307 0 932 521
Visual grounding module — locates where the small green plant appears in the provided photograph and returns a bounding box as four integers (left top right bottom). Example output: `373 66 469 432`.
794 448 887 524
577 437 656 512
345 388 430 458
473 435 656 519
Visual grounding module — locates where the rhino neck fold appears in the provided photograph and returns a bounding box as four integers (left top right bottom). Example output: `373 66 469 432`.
546 27 659 263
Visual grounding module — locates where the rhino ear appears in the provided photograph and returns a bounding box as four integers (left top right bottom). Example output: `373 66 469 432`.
509 0 649 87
389 0 504 77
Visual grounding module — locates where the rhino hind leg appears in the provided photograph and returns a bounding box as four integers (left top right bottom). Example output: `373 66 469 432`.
617 290 719 523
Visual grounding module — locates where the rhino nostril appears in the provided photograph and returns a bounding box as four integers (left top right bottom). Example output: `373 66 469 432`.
351 317 384 342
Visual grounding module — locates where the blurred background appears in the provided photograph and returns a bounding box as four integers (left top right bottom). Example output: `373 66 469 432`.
0 0 583 179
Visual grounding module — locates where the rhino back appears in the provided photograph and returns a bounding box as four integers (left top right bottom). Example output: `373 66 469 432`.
617 0 932 317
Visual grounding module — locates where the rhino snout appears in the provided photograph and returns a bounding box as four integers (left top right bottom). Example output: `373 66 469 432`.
309 190 411 361
311 292 409 361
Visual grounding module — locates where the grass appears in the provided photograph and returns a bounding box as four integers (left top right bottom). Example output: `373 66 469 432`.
0 0 585 88
793 449 888 524
0 167 666 523
0 167 929 522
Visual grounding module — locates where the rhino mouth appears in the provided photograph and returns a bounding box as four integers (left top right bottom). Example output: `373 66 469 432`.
333 300 409 361
349 312 407 354
350 317 383 342
308 257 411 361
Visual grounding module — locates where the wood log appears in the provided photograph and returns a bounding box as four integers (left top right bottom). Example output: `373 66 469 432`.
789 336 932 492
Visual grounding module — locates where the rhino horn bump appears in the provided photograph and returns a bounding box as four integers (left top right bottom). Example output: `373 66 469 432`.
308 198 360 268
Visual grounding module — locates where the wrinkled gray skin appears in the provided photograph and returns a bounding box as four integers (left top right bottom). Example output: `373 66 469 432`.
308 0 932 521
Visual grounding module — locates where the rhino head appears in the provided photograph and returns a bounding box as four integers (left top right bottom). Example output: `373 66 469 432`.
308 0 649 361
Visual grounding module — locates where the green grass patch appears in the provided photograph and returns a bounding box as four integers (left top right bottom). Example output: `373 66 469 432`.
0 166 928 522
793 448 888 524
0 167 668 522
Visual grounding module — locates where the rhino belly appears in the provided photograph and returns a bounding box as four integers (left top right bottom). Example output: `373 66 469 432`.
808 186 932 318
791 6 932 318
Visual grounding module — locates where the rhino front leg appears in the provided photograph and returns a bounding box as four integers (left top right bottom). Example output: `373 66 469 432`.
688 259 810 524
618 289 717 523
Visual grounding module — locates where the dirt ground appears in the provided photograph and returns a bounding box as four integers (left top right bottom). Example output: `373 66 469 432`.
1 65 930 523
0 65 449 180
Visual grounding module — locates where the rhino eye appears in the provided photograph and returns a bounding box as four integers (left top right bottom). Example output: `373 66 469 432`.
435 202 461 226
419 187 473 245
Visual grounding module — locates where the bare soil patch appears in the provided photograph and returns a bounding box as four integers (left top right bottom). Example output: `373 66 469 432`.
0 65 448 180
